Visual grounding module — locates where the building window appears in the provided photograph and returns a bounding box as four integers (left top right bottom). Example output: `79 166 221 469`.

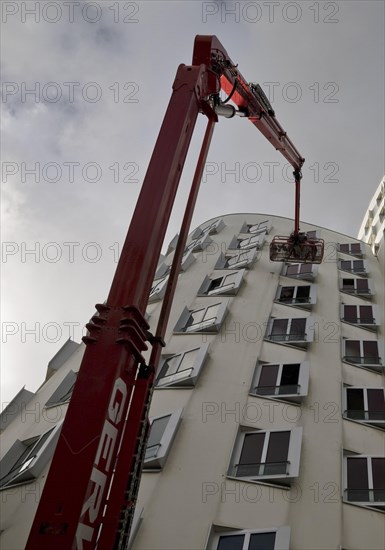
338 243 363 256
251 362 310 402
174 300 230 333
283 263 316 280
185 234 213 254
343 340 383 371
229 428 302 484
192 218 225 239
275 284 317 308
344 387 385 428
248 220 270 234
45 370 77 408
215 248 258 270
209 526 290 550
144 409 182 470
340 278 372 298
0 422 62 489
148 276 168 303
198 270 245 297
265 317 314 347
341 305 378 329
156 343 209 388
345 455 385 510
338 259 368 276
229 233 266 251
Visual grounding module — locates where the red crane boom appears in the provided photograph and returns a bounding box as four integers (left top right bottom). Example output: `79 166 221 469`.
26 35 322 550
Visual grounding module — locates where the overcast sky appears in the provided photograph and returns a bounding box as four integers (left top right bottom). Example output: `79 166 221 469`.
1 0 384 406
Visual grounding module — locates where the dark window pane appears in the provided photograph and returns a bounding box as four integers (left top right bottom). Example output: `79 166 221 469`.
249 532 276 550
147 415 170 448
367 390 385 420
371 458 385 490
300 263 312 274
339 244 349 253
280 287 294 302
280 364 300 394
342 279 354 290
341 260 351 270
257 365 279 395
363 341 379 361
266 431 290 465
239 433 265 473
353 260 364 271
351 243 361 254
359 306 373 322
286 265 299 276
270 319 288 340
289 318 306 339
345 340 360 358
356 279 369 291
217 535 244 550
208 277 224 292
296 286 310 301
346 389 364 419
344 306 357 321
347 458 369 501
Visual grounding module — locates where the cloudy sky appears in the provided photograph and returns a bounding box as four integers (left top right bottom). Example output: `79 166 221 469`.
1 0 384 406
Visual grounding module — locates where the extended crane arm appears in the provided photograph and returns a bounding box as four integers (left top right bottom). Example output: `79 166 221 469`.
26 36 320 550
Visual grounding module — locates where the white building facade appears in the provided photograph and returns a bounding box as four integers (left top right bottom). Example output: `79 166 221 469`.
1 213 384 550
358 175 385 256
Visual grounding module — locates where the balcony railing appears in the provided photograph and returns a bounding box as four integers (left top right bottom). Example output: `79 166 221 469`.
279 297 311 304
343 317 376 325
253 385 301 396
344 410 385 421
345 488 385 503
268 333 307 342
231 461 290 477
343 355 382 366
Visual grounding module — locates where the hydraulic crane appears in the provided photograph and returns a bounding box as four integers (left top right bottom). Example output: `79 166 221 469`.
26 35 324 550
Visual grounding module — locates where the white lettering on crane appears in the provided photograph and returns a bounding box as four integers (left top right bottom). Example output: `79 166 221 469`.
75 377 127 548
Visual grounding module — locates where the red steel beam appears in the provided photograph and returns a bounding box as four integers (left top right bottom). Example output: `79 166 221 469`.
26 62 219 550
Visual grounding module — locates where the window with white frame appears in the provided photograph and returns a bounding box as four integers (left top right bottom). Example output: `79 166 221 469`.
208 526 290 550
275 284 317 308
174 300 230 333
229 428 302 483
0 422 62 489
251 362 310 402
215 249 258 270
344 387 385 428
341 304 378 328
343 340 383 371
45 370 77 407
192 218 225 238
185 234 213 254
338 259 368 275
229 233 266 251
144 409 182 470
198 270 245 297
338 243 363 256
283 263 315 280
148 276 168 303
265 317 314 347
245 220 271 235
344 455 385 509
340 278 372 298
156 343 209 388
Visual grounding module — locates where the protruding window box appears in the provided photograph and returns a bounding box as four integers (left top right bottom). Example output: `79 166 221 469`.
338 259 368 276
251 361 310 403
283 263 317 281
344 455 385 511
174 300 230 334
228 428 303 486
143 409 182 470
340 278 373 299
265 317 315 349
198 270 245 297
275 284 317 310
156 343 209 388
341 304 379 330
343 340 383 372
215 248 258 270
338 243 363 257
343 387 385 429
